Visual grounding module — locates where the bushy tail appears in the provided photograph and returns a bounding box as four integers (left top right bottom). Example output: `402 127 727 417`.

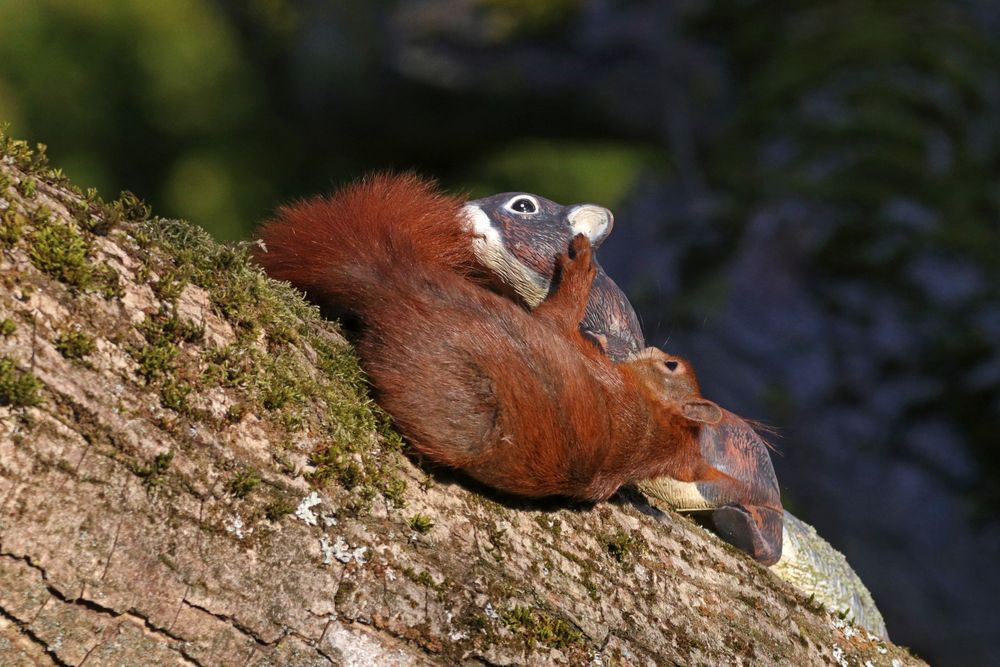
253 172 476 315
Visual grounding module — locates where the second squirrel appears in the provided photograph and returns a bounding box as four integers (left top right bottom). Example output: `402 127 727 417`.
462 192 644 360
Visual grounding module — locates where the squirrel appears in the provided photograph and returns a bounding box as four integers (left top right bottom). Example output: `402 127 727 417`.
253 173 728 501
462 192 644 361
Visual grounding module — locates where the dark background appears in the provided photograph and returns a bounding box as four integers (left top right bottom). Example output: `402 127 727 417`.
2 1 998 664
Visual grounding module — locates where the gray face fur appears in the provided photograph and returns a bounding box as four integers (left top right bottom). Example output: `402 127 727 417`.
463 192 644 360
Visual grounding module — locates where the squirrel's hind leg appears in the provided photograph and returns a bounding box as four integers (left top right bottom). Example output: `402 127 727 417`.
533 234 597 335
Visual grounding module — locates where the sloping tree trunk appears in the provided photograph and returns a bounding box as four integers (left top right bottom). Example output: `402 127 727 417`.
0 137 923 666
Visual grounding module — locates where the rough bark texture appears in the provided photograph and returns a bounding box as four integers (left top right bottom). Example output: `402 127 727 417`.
0 140 925 666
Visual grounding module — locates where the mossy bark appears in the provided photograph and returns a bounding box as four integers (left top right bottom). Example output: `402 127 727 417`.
0 138 924 666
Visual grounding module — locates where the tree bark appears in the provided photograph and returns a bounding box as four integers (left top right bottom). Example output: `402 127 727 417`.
0 142 924 666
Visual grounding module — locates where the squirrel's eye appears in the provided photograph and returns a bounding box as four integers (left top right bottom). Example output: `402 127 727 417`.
664 360 679 372
507 196 538 214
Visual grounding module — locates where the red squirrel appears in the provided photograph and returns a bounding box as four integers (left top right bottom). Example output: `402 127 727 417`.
254 173 727 501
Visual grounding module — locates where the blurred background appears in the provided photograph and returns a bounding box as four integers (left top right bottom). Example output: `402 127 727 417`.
2 1 998 663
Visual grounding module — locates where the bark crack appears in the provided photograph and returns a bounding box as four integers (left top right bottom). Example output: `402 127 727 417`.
0 551 208 666
0 602 67 666
180 598 272 648
99 504 126 582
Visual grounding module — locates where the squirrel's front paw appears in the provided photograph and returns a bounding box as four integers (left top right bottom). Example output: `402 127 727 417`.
558 234 596 281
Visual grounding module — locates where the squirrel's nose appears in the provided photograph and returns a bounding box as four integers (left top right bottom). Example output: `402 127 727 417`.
567 205 613 247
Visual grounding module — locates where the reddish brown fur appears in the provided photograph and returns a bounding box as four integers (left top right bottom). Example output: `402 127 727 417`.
255 173 724 501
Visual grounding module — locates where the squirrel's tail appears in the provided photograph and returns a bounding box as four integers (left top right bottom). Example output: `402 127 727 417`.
253 172 476 316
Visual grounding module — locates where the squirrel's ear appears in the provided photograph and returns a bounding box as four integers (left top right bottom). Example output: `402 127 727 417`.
567 205 613 247
682 399 724 425
582 329 609 356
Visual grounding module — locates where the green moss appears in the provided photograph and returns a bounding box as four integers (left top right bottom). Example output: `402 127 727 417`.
382 478 407 508
264 498 295 522
534 515 562 536
500 605 584 649
1 129 410 507
133 311 202 383
18 177 36 198
121 216 408 506
336 460 362 490
404 568 436 587
106 191 150 227
97 266 123 299
0 209 24 246
408 513 434 534
134 450 173 488
226 468 261 498
260 376 303 410
54 328 96 360
0 319 15 337
27 222 93 289
134 337 178 383
204 344 253 388
139 310 203 346
0 357 42 407
225 402 247 422
152 268 186 302
606 530 637 563
160 378 192 412
0 130 35 168
279 409 304 432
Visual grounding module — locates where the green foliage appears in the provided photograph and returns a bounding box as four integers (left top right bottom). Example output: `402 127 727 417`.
0 209 25 246
605 530 636 563
28 222 93 289
0 1 263 239
159 378 192 412
0 318 15 337
407 513 434 534
226 468 261 498
134 336 178 383
0 357 42 407
134 450 173 488
264 498 295 522
133 310 201 383
0 3 657 240
500 605 584 649
54 328 96 360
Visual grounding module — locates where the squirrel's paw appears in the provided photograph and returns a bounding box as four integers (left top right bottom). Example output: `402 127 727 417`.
535 233 597 332
557 234 596 285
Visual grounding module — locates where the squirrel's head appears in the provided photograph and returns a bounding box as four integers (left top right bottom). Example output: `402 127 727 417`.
628 346 784 565
461 192 613 308
462 192 643 359
627 348 723 425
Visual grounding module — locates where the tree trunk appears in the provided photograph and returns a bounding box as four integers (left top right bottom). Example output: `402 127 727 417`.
0 138 924 666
